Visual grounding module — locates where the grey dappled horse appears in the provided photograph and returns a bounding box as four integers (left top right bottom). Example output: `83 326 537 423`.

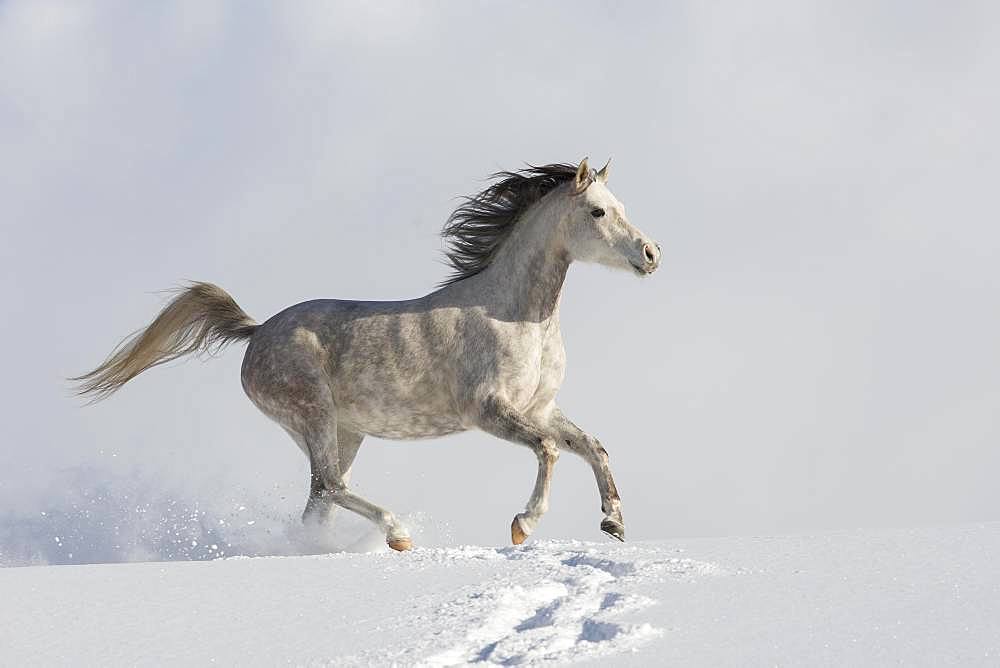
74 159 661 551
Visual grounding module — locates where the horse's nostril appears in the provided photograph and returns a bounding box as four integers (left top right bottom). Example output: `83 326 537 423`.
643 243 657 264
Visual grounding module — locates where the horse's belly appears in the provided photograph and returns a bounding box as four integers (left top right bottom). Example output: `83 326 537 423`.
357 416 465 441
348 409 465 440
335 386 465 440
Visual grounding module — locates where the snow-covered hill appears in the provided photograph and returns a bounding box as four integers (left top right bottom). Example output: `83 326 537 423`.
3 524 998 666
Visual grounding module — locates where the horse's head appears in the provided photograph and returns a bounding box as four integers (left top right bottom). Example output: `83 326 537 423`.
562 158 661 277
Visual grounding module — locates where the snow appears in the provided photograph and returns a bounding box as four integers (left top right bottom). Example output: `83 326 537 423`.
2 523 999 666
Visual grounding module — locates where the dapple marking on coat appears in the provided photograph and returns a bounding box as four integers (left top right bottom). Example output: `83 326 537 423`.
73 158 662 551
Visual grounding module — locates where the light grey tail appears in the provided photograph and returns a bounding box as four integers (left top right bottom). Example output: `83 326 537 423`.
71 282 257 401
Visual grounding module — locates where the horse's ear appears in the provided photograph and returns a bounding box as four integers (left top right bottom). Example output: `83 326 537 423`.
596 158 611 184
574 158 590 190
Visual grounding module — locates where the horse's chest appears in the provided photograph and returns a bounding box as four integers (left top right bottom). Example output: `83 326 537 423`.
494 324 565 411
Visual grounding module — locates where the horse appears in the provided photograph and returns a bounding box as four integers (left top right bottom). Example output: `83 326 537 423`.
73 158 662 551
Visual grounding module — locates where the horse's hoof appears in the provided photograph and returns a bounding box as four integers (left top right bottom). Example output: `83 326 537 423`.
600 519 625 542
511 516 529 545
387 536 412 552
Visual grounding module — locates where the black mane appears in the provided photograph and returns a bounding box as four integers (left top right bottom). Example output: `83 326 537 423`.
440 162 588 286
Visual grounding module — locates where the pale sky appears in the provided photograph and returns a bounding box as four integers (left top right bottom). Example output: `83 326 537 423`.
2 1 998 557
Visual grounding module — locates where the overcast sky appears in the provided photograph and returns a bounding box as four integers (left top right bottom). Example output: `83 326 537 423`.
2 1 998 552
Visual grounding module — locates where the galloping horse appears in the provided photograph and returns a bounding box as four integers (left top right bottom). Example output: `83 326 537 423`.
74 158 662 551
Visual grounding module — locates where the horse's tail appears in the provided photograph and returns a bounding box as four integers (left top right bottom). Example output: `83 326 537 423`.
71 282 257 401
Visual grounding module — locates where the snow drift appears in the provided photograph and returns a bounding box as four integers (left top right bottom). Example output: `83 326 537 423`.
3 520 998 666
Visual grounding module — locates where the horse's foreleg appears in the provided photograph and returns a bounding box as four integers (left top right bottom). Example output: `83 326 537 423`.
475 396 560 545
511 440 560 544
550 408 625 541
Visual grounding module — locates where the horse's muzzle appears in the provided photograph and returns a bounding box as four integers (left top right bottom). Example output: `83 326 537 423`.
631 241 661 275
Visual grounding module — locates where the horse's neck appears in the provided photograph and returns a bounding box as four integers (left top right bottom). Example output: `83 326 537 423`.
476 199 570 324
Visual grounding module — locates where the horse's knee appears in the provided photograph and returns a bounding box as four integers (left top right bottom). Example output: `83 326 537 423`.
538 440 560 466
577 433 606 460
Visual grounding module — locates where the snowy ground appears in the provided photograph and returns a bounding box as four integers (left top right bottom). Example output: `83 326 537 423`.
3 523 998 666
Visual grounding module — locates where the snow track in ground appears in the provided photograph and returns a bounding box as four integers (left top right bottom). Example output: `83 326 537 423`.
419 543 720 666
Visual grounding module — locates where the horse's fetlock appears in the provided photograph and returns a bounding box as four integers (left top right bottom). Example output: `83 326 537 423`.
602 498 623 517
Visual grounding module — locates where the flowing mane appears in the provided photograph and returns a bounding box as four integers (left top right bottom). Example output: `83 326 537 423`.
440 162 591 286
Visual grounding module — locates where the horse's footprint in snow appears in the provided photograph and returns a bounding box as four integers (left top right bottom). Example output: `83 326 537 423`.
559 553 638 577
419 546 666 666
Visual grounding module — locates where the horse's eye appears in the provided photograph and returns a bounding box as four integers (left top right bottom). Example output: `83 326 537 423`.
590 208 605 218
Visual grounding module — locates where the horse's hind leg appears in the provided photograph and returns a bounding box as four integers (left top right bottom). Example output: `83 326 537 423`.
337 426 364 486
245 335 409 550
330 483 413 552
297 421 340 526
300 421 411 551
291 424 364 524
